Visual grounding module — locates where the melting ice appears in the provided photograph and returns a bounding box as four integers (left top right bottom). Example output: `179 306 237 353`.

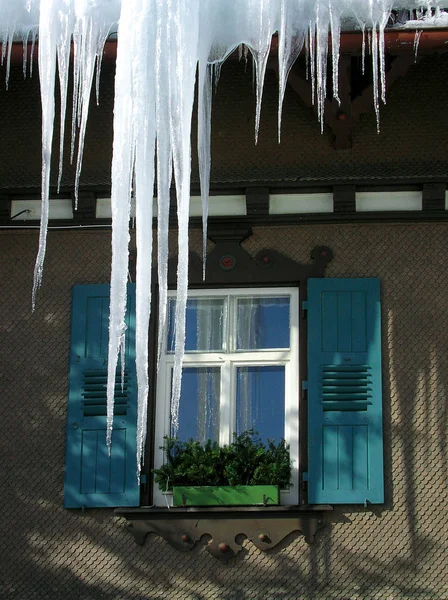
1 0 446 471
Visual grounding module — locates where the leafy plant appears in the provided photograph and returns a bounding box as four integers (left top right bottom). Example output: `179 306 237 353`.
153 430 292 491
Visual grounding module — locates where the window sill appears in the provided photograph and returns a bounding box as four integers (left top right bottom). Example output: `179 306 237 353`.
115 505 332 560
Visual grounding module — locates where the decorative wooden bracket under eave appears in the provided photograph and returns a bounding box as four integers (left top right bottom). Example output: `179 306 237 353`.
116 506 331 561
269 53 416 150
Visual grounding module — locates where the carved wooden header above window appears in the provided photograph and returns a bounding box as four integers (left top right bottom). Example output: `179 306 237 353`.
167 225 333 287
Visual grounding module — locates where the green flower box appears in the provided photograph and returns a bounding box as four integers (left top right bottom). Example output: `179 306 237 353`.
173 485 280 507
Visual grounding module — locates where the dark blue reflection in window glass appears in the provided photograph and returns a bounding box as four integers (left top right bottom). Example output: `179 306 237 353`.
237 297 290 350
236 366 285 443
171 367 220 443
167 298 224 352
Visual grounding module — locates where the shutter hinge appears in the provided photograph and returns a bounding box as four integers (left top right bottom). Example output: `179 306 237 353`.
301 301 308 319
302 472 309 492
301 380 308 400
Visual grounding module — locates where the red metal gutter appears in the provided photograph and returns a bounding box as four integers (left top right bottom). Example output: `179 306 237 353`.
5 29 448 66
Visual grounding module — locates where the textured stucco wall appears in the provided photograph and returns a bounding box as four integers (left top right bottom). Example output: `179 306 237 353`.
0 223 447 599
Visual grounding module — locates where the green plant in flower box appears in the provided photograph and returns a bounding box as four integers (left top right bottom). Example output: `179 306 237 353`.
153 431 292 506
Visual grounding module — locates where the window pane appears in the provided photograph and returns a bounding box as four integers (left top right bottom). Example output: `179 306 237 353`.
236 366 285 443
171 367 220 443
167 298 225 352
237 297 290 350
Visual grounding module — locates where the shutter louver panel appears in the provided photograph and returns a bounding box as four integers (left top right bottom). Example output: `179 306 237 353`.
82 370 129 417
64 284 139 508
307 278 384 505
322 365 372 411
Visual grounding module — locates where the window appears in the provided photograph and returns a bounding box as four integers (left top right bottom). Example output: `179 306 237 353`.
153 288 300 506
64 277 384 509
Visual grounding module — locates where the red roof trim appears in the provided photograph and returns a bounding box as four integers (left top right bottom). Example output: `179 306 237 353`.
5 29 448 67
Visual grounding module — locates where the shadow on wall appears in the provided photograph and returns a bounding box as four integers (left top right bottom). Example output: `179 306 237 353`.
0 224 448 599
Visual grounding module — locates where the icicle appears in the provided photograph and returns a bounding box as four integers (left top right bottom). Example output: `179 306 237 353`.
29 29 37 77
133 0 156 473
249 0 276 144
243 43 249 65
22 31 29 78
315 1 329 132
414 29 423 61
197 61 212 280
329 0 341 106
371 25 380 132
304 28 310 81
155 0 172 369
308 23 316 106
212 61 222 92
378 8 389 108
56 6 73 192
361 25 366 75
5 28 15 89
72 8 113 206
277 0 305 142
379 24 386 106
32 0 57 310
70 19 81 164
106 0 134 450
168 0 200 436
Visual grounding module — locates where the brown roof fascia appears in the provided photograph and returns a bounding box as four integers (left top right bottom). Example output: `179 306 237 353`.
5 29 448 66
271 30 448 56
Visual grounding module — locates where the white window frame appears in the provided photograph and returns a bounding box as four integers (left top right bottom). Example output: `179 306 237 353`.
153 286 299 506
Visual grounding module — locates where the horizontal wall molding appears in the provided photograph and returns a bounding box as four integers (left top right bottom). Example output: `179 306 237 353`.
3 183 448 228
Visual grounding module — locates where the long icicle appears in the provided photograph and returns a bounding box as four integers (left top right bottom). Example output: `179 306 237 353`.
168 0 200 436
156 0 172 371
106 0 133 451
133 0 156 474
197 61 212 281
32 0 57 310
56 5 73 192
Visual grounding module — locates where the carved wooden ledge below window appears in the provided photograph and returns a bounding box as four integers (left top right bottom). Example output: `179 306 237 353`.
115 505 332 561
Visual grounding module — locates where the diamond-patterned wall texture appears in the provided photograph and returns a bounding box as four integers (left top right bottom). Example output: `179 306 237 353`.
0 223 447 599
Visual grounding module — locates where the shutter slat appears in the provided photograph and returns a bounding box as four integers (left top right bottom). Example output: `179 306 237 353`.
322 401 372 412
322 365 371 372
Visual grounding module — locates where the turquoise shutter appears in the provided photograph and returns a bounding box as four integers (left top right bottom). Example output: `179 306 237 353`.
64 284 139 508
307 278 383 504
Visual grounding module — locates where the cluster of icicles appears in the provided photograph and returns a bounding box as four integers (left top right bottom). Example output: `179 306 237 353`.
1 0 445 473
